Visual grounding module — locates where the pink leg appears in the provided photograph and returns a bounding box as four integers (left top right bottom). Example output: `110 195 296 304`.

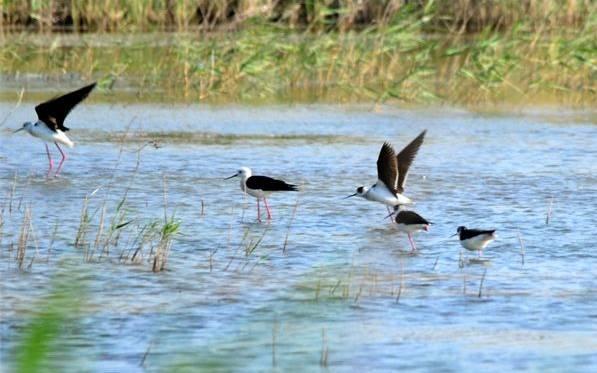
45 144 54 177
256 199 262 222
54 142 67 176
263 198 272 220
407 233 417 252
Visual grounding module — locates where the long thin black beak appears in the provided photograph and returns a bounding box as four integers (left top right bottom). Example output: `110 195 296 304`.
224 173 238 180
450 233 458 238
13 127 24 133
384 212 395 220
343 193 358 199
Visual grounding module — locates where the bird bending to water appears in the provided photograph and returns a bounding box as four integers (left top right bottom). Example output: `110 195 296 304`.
346 130 426 216
14 82 96 177
225 167 298 221
454 226 496 257
389 207 430 252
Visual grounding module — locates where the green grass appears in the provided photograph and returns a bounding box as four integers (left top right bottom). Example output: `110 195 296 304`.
0 2 595 107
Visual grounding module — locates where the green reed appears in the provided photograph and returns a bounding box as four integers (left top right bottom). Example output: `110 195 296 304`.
0 1 595 106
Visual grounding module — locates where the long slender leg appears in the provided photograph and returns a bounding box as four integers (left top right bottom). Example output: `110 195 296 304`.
263 197 272 220
407 233 417 252
256 199 261 222
54 142 67 176
45 143 54 177
386 206 394 224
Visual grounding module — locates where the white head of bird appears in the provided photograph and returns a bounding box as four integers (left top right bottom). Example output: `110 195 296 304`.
225 167 252 190
227 167 252 179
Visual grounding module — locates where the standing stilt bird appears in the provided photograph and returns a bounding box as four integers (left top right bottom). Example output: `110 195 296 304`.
387 207 431 252
454 226 496 257
14 83 96 177
346 130 426 216
225 167 298 221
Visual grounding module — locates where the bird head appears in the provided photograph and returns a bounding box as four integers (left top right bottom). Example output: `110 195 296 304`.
344 186 368 199
451 226 466 237
14 121 33 134
225 167 252 180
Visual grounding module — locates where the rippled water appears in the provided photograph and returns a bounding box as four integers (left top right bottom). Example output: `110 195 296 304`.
1 103 596 371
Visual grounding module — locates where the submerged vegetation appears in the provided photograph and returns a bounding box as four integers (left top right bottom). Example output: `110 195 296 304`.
1 0 595 106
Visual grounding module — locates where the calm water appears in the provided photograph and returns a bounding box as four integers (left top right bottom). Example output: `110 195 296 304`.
1 103 596 371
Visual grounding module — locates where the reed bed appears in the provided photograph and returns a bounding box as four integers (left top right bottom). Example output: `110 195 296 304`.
1 1 594 106
1 0 592 33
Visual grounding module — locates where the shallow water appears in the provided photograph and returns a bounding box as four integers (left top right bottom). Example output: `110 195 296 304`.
0 103 596 371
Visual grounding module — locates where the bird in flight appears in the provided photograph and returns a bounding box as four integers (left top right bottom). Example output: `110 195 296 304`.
346 130 426 216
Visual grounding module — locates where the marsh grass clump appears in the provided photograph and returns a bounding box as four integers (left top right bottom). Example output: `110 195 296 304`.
16 205 32 270
152 216 181 272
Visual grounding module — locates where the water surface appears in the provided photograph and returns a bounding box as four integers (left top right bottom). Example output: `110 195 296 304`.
1 103 596 371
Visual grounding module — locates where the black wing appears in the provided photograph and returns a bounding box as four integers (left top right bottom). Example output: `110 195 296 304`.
35 82 96 132
396 130 426 193
460 229 495 240
376 142 398 194
246 176 298 191
395 210 430 225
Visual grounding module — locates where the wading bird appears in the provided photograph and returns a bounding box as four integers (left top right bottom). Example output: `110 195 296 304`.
346 130 426 215
454 226 496 257
387 207 431 252
225 167 298 221
14 82 96 177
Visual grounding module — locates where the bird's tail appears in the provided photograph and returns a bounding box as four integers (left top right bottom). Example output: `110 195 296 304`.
286 184 299 191
55 132 74 148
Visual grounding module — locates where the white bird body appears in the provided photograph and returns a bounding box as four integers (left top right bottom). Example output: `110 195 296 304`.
460 235 495 252
395 222 428 234
23 121 74 148
361 180 413 207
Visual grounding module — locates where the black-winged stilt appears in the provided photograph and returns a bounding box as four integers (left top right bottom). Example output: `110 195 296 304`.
13 82 96 177
345 130 426 215
389 207 430 252
454 226 496 257
225 167 298 221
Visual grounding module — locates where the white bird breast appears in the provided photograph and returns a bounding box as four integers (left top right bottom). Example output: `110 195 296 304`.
460 235 494 251
29 122 74 148
366 181 412 206
244 187 266 199
395 223 428 234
